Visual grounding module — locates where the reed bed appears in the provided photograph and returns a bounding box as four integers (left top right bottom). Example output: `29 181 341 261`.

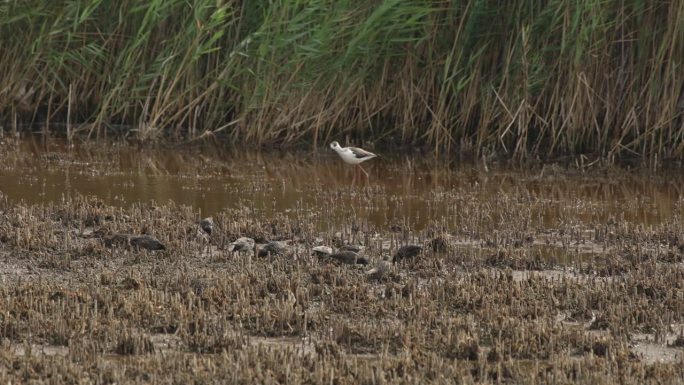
0 1 682 160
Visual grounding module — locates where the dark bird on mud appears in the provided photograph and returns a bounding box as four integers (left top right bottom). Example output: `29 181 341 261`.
328 250 369 265
130 235 166 251
392 245 422 262
258 241 289 257
429 236 449 253
338 244 362 253
104 234 166 251
229 237 255 253
200 217 214 235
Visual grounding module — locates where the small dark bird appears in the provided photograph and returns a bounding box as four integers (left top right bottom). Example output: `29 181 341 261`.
200 217 214 235
339 244 361 253
103 234 130 248
429 236 448 253
130 235 166 251
190 278 207 296
104 234 165 251
328 250 369 265
392 245 422 262
258 241 289 257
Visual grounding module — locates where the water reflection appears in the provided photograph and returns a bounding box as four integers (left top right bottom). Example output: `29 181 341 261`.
0 136 681 230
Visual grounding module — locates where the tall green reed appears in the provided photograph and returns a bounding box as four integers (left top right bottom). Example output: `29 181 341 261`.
0 0 682 160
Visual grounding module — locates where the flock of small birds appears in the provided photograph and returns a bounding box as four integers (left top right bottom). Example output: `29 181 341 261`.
215 216 426 277
103 215 426 279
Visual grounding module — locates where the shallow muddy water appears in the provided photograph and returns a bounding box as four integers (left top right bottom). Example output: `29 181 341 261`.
2 136 684 382
0 136 682 231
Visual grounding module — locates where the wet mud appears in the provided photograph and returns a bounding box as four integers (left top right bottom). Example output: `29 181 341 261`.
0 137 683 384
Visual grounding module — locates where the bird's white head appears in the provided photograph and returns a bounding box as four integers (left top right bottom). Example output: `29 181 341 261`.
330 141 341 150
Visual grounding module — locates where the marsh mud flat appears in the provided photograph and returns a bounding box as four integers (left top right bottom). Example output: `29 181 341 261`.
0 137 683 384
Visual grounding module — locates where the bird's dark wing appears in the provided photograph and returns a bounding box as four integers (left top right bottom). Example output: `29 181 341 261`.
349 147 377 159
329 251 359 264
393 245 422 262
130 235 166 251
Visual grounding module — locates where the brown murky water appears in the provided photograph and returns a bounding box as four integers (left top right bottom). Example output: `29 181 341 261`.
0 136 682 230
2 136 684 380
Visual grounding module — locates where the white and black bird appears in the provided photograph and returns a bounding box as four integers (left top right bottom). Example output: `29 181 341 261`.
330 141 377 176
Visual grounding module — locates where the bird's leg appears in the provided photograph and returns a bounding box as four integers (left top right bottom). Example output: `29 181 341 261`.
357 164 369 177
